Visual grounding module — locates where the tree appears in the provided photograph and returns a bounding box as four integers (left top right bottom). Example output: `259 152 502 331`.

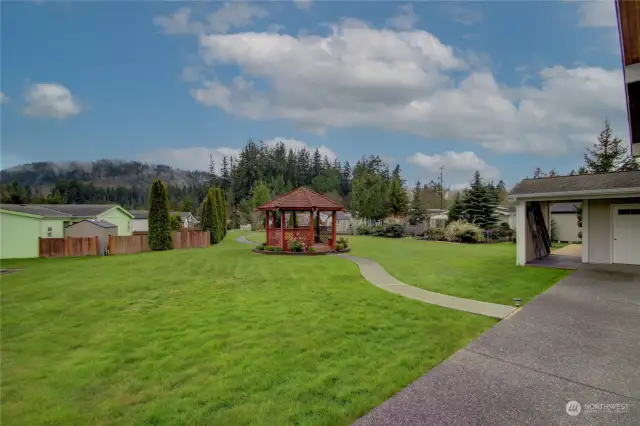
447 191 466 223
170 214 182 231
583 119 638 173
216 187 228 236
181 198 193 214
200 189 215 243
388 165 409 216
351 170 388 222
462 171 497 229
408 181 427 225
210 187 225 244
250 182 271 210
148 179 173 251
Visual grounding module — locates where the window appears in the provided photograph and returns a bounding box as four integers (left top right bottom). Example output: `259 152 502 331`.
47 226 52 237
617 209 640 215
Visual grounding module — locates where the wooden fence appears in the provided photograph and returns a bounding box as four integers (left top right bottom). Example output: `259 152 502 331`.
39 237 100 258
108 231 209 255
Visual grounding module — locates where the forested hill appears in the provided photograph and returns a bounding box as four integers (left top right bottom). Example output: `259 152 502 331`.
1 159 208 189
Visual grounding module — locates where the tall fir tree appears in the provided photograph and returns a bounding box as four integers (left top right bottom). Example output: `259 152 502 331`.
199 189 215 244
210 187 225 244
148 179 173 251
462 171 497 229
408 180 427 225
447 191 466 223
583 119 638 173
388 165 409 216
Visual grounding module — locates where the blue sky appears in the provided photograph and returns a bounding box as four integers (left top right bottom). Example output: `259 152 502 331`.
0 0 629 188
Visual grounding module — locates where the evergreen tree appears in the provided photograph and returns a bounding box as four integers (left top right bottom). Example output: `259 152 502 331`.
148 179 173 251
408 180 427 225
388 165 409 216
210 187 225 243
462 171 497 229
447 191 466 223
583 119 638 173
199 189 215 244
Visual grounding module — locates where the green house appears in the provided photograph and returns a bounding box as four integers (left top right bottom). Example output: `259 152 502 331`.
0 204 134 259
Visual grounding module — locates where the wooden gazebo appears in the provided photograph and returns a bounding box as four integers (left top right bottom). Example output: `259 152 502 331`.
255 187 346 252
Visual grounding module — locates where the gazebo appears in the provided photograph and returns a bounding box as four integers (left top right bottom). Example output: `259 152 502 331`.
255 187 346 252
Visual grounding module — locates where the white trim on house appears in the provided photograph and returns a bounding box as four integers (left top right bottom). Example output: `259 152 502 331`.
582 199 589 263
626 62 640 84
516 201 527 266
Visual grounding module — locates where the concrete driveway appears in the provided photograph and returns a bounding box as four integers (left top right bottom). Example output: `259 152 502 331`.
354 264 640 426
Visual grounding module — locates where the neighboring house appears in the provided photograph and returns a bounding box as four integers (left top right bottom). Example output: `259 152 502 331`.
550 202 581 243
509 171 640 266
64 219 118 255
0 204 133 259
495 206 516 229
428 209 448 228
130 210 198 232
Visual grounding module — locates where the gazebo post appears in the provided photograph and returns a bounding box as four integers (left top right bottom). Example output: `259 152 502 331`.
332 211 337 248
280 210 286 250
265 211 270 245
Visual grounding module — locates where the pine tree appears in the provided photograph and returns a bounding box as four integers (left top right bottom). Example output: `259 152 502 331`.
388 165 409 216
210 187 225 244
408 180 427 225
462 171 497 229
148 179 173 251
447 191 465 223
584 119 638 173
217 187 228 236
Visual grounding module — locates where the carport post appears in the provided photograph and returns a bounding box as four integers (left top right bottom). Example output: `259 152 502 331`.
582 199 589 263
516 200 527 266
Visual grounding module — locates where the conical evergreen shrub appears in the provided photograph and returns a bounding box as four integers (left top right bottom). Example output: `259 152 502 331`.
200 189 215 244
148 179 173 251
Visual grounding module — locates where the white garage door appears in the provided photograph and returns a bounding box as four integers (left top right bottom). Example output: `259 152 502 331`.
612 204 640 265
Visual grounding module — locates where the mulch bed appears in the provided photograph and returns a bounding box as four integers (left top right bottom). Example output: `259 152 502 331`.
252 248 351 256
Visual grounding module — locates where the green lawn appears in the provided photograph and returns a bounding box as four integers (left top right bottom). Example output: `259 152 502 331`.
244 232 569 305
1 234 495 426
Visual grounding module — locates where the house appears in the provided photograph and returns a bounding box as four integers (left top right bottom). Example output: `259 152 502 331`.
550 202 581 243
616 0 639 157
0 204 133 259
509 171 640 266
130 210 198 232
64 219 118 255
495 206 516 229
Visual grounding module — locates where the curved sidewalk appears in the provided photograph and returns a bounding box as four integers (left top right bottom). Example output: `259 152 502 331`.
235 236 515 319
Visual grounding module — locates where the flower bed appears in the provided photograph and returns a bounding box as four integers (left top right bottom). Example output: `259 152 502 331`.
253 237 351 255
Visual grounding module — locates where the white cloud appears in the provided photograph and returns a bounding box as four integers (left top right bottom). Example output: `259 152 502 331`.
153 3 268 35
264 137 337 161
447 5 484 26
293 0 313 11
22 83 82 119
0 92 8 104
171 16 628 156
408 151 500 188
574 0 617 28
137 146 241 171
386 4 418 31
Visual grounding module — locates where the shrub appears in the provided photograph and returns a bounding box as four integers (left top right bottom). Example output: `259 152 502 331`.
256 244 265 250
356 226 370 235
289 238 305 252
577 230 582 240
444 220 484 243
274 247 283 252
148 179 173 251
337 236 349 248
383 224 405 238
307 246 316 253
336 243 345 251
266 245 276 251
422 227 446 241
371 225 386 237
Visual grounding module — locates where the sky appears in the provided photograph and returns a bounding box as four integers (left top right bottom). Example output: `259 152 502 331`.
0 0 630 189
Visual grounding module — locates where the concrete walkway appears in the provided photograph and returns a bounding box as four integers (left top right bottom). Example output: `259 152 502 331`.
552 243 582 256
336 254 516 319
235 235 515 319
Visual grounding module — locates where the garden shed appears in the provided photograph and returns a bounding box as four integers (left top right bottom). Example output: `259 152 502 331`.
64 219 118 255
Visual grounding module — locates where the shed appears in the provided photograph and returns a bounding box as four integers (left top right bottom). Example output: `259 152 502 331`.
65 219 118 255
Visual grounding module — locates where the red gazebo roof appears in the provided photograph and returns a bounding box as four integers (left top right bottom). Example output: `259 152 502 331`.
255 187 346 211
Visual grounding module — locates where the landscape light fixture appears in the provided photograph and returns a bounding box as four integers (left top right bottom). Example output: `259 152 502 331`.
513 298 522 307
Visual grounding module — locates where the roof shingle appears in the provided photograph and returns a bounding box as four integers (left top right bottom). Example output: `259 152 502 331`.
256 187 346 211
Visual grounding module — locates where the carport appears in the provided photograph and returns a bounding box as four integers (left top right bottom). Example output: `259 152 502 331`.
509 171 640 267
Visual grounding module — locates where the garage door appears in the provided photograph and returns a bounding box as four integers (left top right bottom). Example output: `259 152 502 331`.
612 204 640 265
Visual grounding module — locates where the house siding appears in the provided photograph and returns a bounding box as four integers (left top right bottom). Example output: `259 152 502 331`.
551 213 581 242
40 219 65 239
98 208 132 236
587 197 640 264
132 218 148 232
0 212 41 259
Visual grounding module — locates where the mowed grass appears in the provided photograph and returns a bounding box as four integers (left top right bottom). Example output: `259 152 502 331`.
244 232 569 305
1 235 495 426
347 236 570 305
